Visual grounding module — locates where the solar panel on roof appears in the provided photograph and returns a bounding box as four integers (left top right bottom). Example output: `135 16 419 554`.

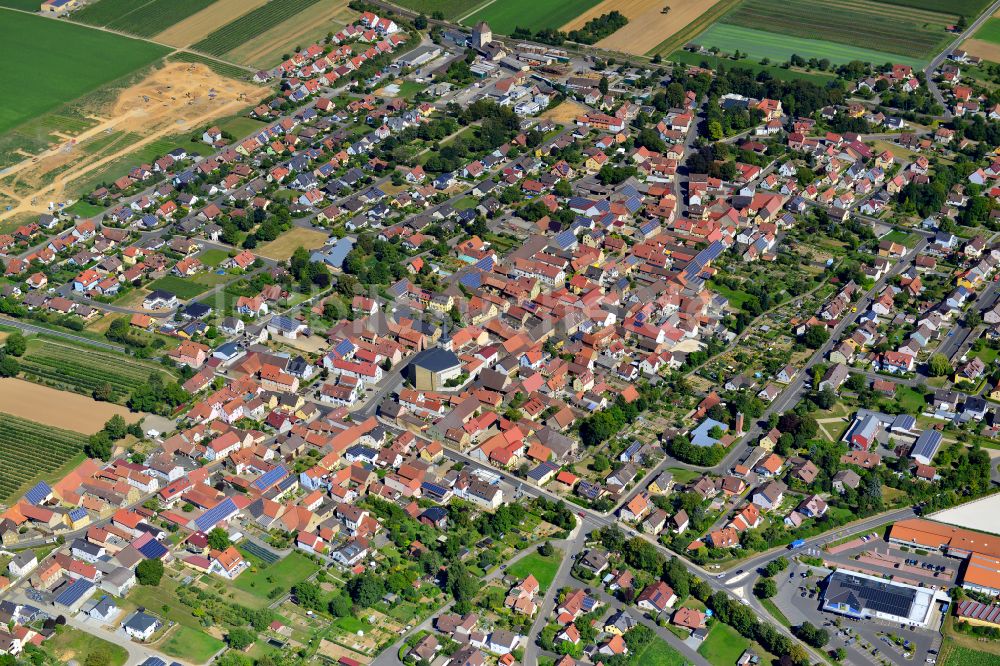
69 508 87 521
55 579 93 607
138 539 168 560
421 482 449 497
459 272 482 289
194 497 237 532
334 339 355 357
474 255 494 271
277 475 297 492
24 481 52 505
253 465 288 491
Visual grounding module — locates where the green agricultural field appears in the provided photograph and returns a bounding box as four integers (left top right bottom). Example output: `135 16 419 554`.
506 550 561 591
74 0 217 37
694 24 924 68
147 275 211 300
0 413 88 501
716 0 956 62
976 17 1000 45
20 337 174 400
191 0 322 56
463 0 605 35
390 0 475 20
0 0 42 9
940 644 999 666
878 0 992 15
0 10 169 135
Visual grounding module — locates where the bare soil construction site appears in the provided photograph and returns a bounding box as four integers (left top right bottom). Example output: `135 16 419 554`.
0 62 265 222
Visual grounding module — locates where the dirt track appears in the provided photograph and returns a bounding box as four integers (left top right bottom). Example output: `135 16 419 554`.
0 63 265 221
561 0 721 55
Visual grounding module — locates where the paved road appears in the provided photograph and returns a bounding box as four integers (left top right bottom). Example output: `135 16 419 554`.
922 0 1000 118
0 315 126 352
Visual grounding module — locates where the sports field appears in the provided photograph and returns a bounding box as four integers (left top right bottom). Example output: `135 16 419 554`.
715 0 956 61
73 0 218 37
694 24 925 68
0 10 169 135
463 0 605 35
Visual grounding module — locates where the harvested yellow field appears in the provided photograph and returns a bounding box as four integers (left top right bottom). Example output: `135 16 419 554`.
225 0 354 68
155 0 270 47
562 0 723 55
539 99 590 124
962 38 1000 63
258 226 331 260
0 378 143 434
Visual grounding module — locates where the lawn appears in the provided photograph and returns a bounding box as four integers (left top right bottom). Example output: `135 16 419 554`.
699 622 751 665
44 626 128 666
159 624 226 664
63 199 106 218
717 0 954 61
147 275 212 300
453 196 479 211
234 551 320 606
0 10 169 135
895 386 928 413
506 550 561 592
708 279 754 310
693 23 924 68
199 248 231 267
882 229 921 247
463 0 605 35
634 637 689 666
667 467 703 484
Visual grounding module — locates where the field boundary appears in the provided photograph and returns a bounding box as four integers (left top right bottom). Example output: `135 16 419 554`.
646 0 741 56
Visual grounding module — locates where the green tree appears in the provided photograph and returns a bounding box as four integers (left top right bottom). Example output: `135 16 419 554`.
103 414 128 440
329 594 352 617
754 578 777 598
84 431 113 461
293 581 324 610
227 627 256 650
802 325 829 349
4 332 25 357
136 559 164 586
0 354 19 377
347 574 385 608
928 353 952 377
207 527 231 551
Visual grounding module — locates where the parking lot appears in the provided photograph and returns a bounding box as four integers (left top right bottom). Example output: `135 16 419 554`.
769 561 942 666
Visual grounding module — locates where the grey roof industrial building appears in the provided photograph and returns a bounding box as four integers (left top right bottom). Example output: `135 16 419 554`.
822 570 942 627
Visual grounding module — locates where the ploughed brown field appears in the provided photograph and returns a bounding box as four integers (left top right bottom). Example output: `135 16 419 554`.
0 377 143 434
